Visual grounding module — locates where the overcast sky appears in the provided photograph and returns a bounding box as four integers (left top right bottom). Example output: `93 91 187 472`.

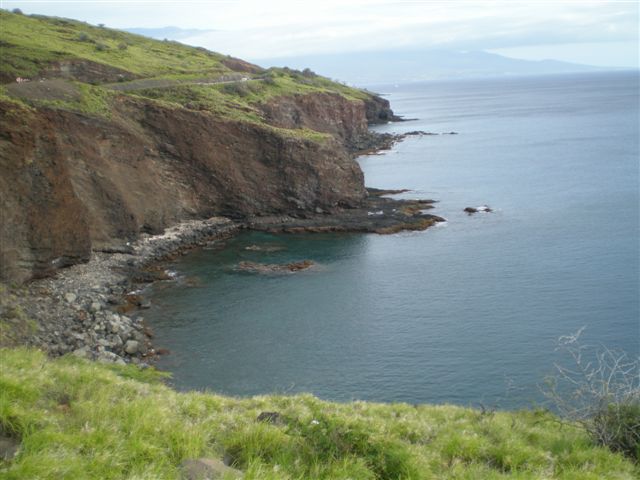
2 0 638 67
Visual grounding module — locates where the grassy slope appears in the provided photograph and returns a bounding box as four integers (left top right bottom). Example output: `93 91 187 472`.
0 11 229 79
0 11 368 139
1 349 637 479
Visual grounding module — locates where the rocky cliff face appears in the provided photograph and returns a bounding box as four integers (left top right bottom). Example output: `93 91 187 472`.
363 94 399 124
259 92 398 151
1 93 373 283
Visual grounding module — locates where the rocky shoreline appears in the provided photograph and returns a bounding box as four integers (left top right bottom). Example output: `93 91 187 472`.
1 191 446 365
0 218 240 365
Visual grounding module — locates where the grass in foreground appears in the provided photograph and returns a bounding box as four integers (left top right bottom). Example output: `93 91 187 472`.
0 348 637 479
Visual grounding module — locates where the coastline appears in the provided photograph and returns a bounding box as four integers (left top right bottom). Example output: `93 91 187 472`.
1 138 447 365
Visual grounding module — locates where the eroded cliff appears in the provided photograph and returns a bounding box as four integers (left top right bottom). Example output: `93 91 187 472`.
1 93 382 282
0 11 402 283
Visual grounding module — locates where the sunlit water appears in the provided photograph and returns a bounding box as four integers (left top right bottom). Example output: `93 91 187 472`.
146 72 639 408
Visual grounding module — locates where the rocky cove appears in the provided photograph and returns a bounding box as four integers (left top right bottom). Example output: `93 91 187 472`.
0 10 454 364
1 181 446 365
1 45 445 364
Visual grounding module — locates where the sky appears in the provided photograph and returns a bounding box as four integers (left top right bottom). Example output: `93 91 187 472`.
2 0 638 68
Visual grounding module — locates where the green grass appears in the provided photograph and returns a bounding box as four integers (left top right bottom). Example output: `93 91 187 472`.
1 348 637 479
1 11 373 142
0 10 382 148
0 11 230 80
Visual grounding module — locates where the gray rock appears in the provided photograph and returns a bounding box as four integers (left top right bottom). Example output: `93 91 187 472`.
124 340 139 355
108 334 123 348
256 411 284 425
0 434 20 461
64 293 77 303
97 351 120 363
180 458 243 480
72 346 90 358
89 302 102 313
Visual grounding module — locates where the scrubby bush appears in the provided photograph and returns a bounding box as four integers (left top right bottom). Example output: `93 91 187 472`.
262 75 276 86
77 32 90 42
302 67 316 78
543 328 640 461
222 81 250 97
12 8 23 15
94 42 108 52
117 42 128 50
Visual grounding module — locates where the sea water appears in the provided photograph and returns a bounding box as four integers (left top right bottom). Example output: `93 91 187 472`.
146 71 639 408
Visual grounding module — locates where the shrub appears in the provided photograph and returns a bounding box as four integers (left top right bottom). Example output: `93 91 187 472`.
543 328 640 461
94 42 108 52
117 42 128 50
222 81 250 97
77 32 90 42
12 8 23 15
262 75 276 86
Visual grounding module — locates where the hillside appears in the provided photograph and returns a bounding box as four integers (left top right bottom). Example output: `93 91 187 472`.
0 11 396 284
1 348 637 479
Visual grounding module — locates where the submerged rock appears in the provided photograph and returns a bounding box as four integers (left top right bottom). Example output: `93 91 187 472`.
244 244 286 252
235 260 315 274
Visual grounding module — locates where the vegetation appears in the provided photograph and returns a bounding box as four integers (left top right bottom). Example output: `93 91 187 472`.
0 286 36 348
0 10 229 79
543 328 640 462
0 10 372 139
1 348 638 479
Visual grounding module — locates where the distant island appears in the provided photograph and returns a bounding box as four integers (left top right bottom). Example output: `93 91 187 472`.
255 49 613 85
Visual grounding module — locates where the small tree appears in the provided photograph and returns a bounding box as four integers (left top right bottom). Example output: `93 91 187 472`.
11 8 23 15
543 328 640 461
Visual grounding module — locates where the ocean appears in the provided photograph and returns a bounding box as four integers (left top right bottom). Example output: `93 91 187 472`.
145 71 639 408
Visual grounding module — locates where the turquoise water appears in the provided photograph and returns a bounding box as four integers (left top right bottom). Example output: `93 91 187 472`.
147 71 639 408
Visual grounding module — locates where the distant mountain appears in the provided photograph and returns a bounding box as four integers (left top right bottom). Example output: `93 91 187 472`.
255 49 612 86
124 26 215 40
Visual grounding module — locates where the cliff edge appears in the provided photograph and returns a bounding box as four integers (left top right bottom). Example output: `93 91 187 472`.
0 11 397 283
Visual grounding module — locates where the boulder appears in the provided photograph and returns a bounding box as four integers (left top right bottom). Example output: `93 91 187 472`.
124 339 139 355
180 458 243 480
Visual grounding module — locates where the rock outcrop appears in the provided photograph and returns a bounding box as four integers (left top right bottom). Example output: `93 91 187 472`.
0 92 373 283
0 11 411 285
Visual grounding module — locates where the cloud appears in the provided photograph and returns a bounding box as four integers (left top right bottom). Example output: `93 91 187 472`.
4 0 638 60
176 1 639 58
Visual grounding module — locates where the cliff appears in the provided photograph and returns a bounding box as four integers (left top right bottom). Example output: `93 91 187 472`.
0 11 396 283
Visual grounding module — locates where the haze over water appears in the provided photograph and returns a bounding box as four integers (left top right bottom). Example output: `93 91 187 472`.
147 71 639 408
